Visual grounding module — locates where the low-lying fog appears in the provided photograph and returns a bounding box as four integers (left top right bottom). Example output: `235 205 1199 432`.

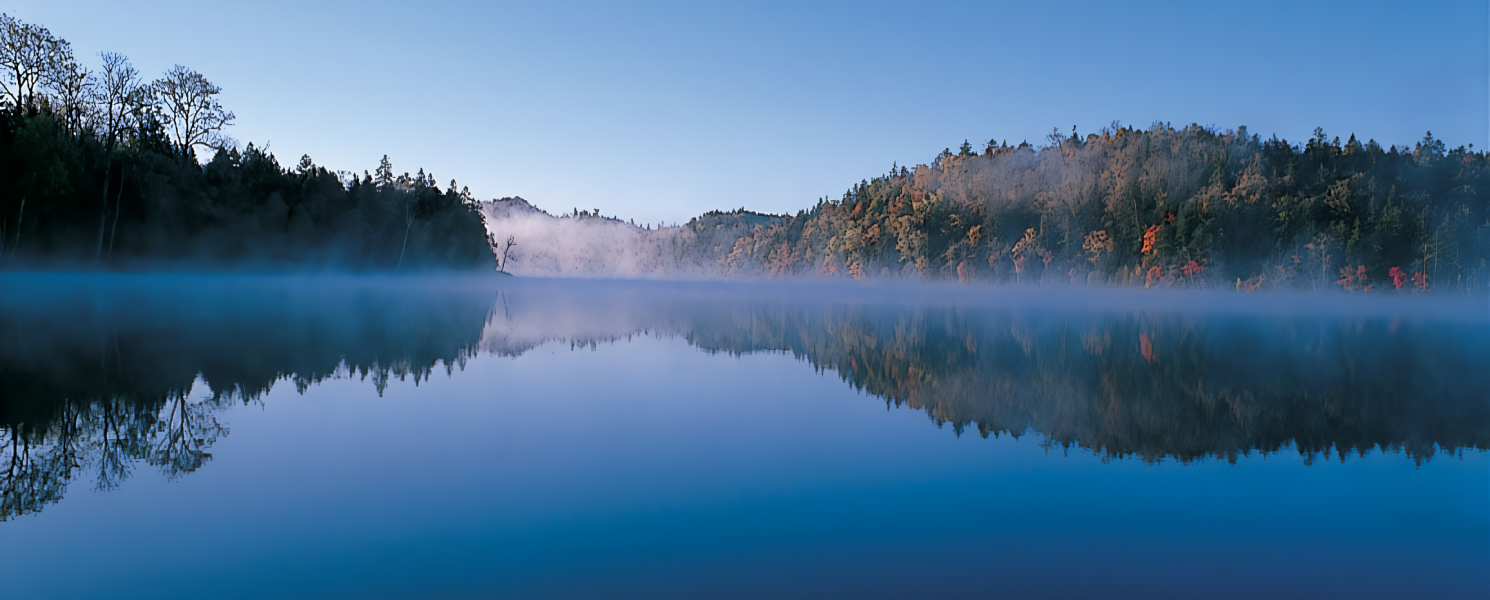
4 273 1484 458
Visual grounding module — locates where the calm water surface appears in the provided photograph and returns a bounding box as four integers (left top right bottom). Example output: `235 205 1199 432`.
1 275 1486 599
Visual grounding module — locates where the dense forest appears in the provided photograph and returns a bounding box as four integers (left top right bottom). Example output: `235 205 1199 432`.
0 14 495 270
717 126 1489 291
487 127 1489 291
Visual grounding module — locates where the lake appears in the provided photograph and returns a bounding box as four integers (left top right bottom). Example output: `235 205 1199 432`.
1 274 1486 599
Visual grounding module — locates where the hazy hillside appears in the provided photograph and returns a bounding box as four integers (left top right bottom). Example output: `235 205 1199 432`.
486 124 1489 291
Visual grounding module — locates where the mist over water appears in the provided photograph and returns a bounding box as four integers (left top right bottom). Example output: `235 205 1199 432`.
1 274 1486 597
482 198 695 278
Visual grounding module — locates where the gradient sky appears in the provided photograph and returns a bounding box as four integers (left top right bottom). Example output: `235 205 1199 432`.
10 1 1488 223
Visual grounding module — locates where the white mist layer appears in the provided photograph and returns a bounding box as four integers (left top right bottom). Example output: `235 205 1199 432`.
482 198 698 278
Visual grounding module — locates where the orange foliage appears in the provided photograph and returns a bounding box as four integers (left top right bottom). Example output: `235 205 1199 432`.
1336 266 1371 291
1145 265 1163 288
1141 224 1161 254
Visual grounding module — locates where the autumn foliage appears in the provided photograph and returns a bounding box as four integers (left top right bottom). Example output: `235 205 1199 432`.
659 124 1487 292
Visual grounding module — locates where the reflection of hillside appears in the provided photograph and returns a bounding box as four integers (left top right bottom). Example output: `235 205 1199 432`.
4 279 1486 520
1 276 498 520
481 283 1488 464
677 305 1488 463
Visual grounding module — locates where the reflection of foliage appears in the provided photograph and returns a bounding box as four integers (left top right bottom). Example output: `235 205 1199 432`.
479 285 1489 465
6 279 1487 520
1 389 228 519
147 392 227 479
2 428 67 518
672 301 1488 465
0 276 497 520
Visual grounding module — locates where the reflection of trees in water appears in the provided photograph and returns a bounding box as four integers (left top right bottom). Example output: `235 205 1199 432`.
4 279 1487 519
473 285 1488 464
0 277 499 520
678 304 1489 464
2 390 225 518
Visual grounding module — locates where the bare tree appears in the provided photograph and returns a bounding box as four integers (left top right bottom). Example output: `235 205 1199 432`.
501 235 516 272
45 57 92 135
94 52 142 149
93 53 144 258
0 14 68 108
150 64 234 154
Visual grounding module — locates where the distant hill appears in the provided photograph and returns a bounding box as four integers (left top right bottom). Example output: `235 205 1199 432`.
481 197 785 278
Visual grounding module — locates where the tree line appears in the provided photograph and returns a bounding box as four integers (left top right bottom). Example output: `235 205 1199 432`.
0 14 496 269
679 124 1488 291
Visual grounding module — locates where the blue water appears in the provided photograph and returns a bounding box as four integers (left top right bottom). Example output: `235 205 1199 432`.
1 276 1486 598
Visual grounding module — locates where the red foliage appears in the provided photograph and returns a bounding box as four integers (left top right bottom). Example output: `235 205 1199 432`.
1412 271 1428 290
1180 260 1202 276
1388 267 1406 290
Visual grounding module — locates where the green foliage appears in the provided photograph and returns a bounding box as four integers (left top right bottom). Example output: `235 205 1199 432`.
682 124 1489 291
0 11 495 270
0 105 495 269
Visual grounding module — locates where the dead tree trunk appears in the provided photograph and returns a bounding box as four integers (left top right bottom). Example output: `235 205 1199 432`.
9 197 24 259
96 158 112 259
107 175 125 257
500 235 516 272
396 203 415 269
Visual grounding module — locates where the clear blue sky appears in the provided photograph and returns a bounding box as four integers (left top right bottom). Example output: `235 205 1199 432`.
11 0 1488 224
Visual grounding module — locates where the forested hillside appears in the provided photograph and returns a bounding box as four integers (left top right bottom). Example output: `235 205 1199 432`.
487 125 1489 291
0 14 495 270
680 126 1489 290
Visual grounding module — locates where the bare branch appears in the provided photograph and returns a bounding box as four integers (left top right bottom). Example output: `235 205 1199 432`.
150 64 235 154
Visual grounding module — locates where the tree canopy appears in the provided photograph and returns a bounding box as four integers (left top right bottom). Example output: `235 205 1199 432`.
669 124 1488 291
0 13 496 270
